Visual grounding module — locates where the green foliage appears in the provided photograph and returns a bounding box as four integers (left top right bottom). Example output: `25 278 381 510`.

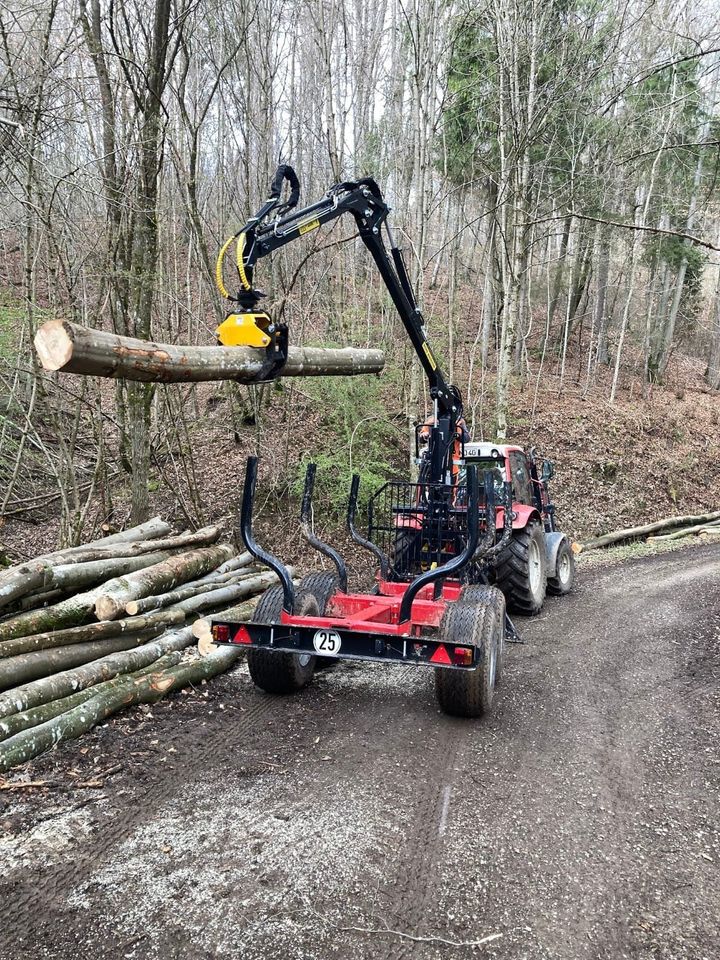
290 375 403 519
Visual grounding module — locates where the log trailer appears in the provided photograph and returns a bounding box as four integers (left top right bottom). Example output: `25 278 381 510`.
210 166 575 717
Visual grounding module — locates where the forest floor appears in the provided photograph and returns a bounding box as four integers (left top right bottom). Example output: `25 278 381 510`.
1 542 719 960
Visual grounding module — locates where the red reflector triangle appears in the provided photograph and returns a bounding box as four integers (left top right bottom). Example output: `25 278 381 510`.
233 626 252 645
430 644 452 665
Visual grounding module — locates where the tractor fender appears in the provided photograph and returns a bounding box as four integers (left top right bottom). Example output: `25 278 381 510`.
498 504 541 531
545 531 570 579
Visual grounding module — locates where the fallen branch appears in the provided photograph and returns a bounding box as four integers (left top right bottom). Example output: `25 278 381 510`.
35 320 386 383
579 510 720 551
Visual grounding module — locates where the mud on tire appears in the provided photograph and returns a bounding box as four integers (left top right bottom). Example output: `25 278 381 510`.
434 588 504 718
494 520 547 615
547 538 575 596
247 585 319 694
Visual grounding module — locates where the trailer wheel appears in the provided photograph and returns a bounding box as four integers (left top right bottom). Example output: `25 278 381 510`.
458 585 506 685
434 596 502 718
247 585 318 694
494 521 547 615
296 573 339 670
547 539 575 596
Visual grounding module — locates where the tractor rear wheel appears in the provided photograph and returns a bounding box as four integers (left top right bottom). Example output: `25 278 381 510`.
495 521 547 615
434 592 503 718
247 585 318 694
547 539 575 596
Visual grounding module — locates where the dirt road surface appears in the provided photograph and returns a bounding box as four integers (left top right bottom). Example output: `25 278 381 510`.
1 545 719 960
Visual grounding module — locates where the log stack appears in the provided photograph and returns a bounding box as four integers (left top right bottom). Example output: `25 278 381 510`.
0 521 282 772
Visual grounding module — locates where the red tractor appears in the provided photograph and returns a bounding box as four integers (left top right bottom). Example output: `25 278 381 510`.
210 167 575 717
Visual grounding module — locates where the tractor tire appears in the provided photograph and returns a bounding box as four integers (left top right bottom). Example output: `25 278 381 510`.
390 529 419 576
494 521 547 615
458 584 506 685
296 572 339 671
434 594 502 718
247 585 318 695
547 538 575 596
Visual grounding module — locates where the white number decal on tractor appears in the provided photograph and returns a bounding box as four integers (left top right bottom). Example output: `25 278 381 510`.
313 629 342 655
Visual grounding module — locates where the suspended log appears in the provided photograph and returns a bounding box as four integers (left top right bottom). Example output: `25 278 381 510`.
0 652 183 743
0 626 195 718
0 644 241 772
94 544 235 620
0 628 164 691
579 510 720 551
35 320 385 383
125 567 261 615
0 608 186 659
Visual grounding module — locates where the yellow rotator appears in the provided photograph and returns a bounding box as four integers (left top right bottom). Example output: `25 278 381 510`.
216 312 272 348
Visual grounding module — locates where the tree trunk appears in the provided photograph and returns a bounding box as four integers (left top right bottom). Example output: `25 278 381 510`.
0 608 187 659
35 321 386 383
0 652 183 743
0 644 241 772
0 626 196 719
580 510 720 551
94 544 235 620
125 566 260 615
0 629 165 691
169 570 286 617
48 550 172 592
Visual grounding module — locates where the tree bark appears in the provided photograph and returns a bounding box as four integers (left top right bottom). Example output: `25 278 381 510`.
94 544 235 620
169 570 286 617
125 567 261 615
646 518 720 542
0 626 196 719
35 320 386 383
0 608 186 659
0 644 241 772
0 629 164 691
0 652 183 743
47 550 172 592
580 510 720 551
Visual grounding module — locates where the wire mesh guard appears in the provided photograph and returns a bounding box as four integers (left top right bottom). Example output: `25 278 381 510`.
368 480 482 579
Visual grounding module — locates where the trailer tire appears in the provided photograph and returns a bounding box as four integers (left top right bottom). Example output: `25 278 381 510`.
247 585 318 694
296 573 339 670
458 585 506 685
390 529 418 576
434 595 502 718
547 539 575 596
494 521 547 615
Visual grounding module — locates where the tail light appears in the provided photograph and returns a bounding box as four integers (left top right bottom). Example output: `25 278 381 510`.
452 646 474 666
211 624 230 643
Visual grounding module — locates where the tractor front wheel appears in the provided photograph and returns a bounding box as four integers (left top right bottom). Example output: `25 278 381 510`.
434 590 504 718
547 538 575 596
495 521 547 615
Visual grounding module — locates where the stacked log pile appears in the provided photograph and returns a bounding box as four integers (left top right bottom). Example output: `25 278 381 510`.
0 520 281 772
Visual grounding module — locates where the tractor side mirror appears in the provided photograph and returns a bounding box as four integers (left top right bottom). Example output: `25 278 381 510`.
541 459 554 481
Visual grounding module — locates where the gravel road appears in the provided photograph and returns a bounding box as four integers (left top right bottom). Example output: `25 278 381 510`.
1 544 719 960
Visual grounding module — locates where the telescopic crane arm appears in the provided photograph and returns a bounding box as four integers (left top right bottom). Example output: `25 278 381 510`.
215 165 464 485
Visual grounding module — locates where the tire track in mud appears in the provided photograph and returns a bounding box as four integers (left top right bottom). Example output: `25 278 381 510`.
1 681 285 950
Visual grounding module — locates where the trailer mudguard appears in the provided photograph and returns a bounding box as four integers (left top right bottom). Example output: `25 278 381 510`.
545 531 570 579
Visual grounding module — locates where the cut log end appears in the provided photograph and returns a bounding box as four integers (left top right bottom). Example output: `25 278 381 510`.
125 601 140 616
33 320 74 372
197 634 218 657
